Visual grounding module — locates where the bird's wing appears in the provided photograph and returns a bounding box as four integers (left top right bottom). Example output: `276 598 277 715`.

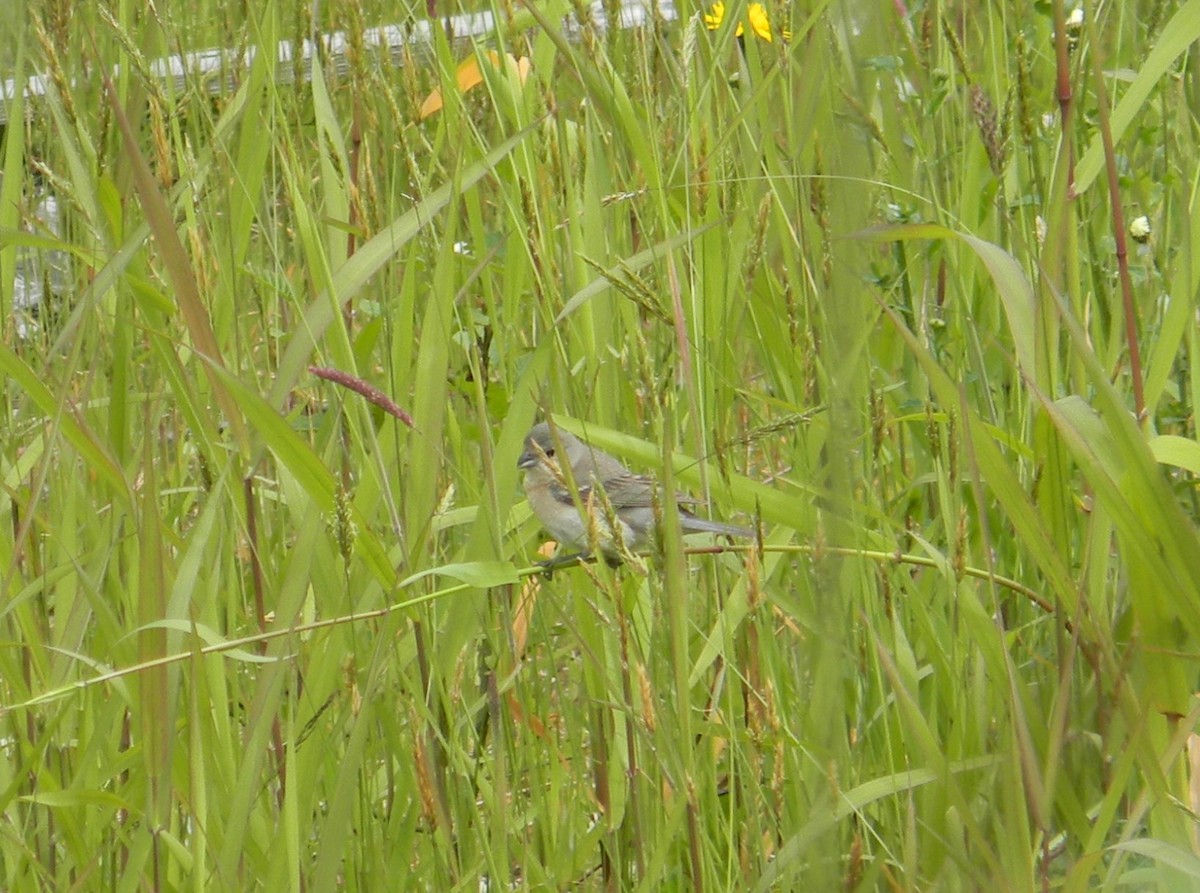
545 478 584 506
547 473 649 508
601 473 655 508
551 471 700 510
605 474 702 509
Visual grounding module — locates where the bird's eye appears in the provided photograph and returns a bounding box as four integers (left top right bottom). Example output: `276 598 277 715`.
544 448 555 457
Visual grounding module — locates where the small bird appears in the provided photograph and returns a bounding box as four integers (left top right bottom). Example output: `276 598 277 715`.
517 422 753 562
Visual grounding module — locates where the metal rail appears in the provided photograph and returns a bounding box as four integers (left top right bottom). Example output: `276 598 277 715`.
0 0 679 127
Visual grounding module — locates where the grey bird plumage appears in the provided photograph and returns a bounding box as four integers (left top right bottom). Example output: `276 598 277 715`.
517 422 752 560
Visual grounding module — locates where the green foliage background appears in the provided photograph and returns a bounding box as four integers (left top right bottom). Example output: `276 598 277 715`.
4 0 1200 889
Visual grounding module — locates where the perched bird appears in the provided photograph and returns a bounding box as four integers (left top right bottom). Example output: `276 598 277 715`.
517 422 753 561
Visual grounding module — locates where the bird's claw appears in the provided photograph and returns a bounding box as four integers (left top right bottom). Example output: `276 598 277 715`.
535 551 587 578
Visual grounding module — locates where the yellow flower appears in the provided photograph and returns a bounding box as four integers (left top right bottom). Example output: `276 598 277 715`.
704 1 790 43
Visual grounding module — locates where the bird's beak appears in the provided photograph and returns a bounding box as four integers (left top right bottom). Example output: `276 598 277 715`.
517 448 537 470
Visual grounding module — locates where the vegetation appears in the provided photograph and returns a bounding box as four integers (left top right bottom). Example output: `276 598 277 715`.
3 0 1200 889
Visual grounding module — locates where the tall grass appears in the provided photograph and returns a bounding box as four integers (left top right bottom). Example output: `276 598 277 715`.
3 0 1200 889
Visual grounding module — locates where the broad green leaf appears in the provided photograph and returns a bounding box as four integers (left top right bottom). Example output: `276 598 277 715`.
1112 838 1200 880
1148 434 1200 474
103 70 248 452
854 223 1036 377
203 361 397 588
21 790 131 809
268 125 533 408
399 561 520 588
555 220 723 322
122 620 288 664
1075 0 1200 192
0 344 130 504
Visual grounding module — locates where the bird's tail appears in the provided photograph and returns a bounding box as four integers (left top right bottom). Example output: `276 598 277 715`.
680 514 755 539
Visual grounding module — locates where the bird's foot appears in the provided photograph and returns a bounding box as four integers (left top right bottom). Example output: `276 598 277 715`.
536 551 588 578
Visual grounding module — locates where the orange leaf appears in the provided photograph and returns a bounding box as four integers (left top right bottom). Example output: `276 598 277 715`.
418 51 531 120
